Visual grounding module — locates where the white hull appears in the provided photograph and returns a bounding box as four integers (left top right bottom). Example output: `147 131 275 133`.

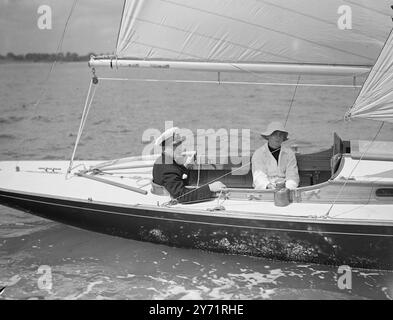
0 156 393 221
1 152 392 270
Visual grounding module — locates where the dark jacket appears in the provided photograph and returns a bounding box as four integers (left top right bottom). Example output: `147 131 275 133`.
152 153 214 204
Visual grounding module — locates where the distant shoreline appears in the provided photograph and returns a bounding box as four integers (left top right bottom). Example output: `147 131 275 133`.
0 52 105 63
0 60 88 64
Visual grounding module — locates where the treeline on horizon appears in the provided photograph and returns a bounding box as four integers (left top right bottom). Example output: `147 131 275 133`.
0 52 105 62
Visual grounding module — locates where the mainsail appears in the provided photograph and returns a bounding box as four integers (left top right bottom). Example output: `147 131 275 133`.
90 0 393 75
346 29 393 123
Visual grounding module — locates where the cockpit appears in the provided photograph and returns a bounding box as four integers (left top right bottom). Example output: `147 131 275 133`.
187 133 348 189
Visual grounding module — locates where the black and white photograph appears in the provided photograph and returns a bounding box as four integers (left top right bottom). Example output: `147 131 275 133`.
0 0 392 304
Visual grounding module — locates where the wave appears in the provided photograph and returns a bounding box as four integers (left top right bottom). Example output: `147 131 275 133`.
40 155 62 160
0 222 57 239
31 115 51 123
0 116 25 124
118 128 132 133
0 134 17 140
92 119 111 126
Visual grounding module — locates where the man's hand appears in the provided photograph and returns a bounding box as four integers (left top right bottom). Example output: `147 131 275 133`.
266 183 275 189
209 181 227 192
183 151 197 168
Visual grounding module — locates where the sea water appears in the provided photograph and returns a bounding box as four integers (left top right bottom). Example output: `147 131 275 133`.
0 62 392 300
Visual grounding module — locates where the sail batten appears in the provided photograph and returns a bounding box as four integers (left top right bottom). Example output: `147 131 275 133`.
115 0 392 67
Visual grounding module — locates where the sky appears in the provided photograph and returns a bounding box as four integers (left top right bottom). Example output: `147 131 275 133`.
0 0 124 55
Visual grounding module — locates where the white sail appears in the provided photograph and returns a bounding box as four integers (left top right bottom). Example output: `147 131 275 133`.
345 30 393 123
115 0 392 67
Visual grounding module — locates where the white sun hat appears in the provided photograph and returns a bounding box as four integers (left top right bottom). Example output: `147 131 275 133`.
260 121 288 138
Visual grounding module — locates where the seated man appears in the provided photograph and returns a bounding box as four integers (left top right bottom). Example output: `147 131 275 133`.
252 121 299 190
152 127 226 203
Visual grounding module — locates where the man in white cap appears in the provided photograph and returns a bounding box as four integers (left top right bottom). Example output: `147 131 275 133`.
152 127 226 203
252 121 299 190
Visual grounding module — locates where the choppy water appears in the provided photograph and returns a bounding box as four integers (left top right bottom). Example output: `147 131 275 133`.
0 62 392 300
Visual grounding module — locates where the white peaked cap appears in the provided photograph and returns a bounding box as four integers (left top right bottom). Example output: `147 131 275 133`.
154 127 185 147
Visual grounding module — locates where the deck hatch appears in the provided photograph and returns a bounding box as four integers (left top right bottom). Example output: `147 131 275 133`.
376 188 393 198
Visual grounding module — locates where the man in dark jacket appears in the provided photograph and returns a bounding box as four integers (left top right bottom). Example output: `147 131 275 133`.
152 127 226 204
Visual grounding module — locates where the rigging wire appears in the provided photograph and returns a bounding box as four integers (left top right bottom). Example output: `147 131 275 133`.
67 78 98 176
196 154 202 188
228 63 365 88
15 0 78 162
284 75 301 127
170 160 252 204
16 0 78 164
33 0 79 109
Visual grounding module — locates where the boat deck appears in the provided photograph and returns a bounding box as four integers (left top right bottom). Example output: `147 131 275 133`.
0 159 392 224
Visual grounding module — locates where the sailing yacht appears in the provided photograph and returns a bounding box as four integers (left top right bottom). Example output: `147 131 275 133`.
0 0 392 270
